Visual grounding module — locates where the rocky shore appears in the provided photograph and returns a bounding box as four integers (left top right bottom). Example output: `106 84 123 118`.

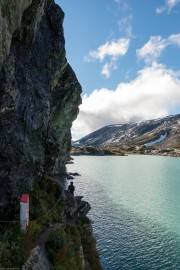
71 145 180 158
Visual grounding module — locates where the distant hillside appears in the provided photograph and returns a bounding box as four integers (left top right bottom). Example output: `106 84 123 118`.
73 114 180 150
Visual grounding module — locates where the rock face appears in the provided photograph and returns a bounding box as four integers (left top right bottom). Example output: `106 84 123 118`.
22 246 51 270
0 0 82 206
61 191 91 218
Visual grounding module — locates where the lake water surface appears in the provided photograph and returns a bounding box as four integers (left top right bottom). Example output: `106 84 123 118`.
67 155 180 270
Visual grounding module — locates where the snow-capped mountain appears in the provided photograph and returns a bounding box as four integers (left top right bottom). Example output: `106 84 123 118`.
73 114 180 149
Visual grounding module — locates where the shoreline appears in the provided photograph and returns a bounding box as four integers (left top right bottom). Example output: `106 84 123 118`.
70 146 180 158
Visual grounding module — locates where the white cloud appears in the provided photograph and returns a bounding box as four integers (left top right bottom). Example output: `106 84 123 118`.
72 63 180 140
118 16 132 37
101 61 117 78
137 36 168 63
168 33 180 46
84 0 132 79
114 0 130 12
166 0 180 10
87 38 130 62
85 38 130 78
137 34 180 63
156 0 180 13
156 6 166 14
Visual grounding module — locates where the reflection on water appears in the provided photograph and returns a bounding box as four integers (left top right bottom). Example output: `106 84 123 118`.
67 156 180 270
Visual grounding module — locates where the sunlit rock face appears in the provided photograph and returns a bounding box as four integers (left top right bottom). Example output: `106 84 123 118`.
0 0 82 206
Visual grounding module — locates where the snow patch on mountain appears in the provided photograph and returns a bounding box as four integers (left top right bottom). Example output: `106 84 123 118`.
145 133 167 146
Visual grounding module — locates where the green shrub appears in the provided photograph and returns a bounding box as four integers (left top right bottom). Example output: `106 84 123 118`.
0 179 63 268
0 220 44 268
77 218 102 270
46 225 83 270
29 180 63 225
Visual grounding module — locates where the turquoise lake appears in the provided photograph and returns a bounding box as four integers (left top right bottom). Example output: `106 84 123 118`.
67 155 180 270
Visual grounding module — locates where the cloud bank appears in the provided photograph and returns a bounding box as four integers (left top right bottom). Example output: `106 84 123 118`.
72 63 180 140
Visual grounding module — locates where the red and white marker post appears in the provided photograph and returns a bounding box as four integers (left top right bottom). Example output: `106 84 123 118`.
20 194 29 231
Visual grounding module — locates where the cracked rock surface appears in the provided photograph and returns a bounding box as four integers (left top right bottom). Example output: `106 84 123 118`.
0 0 82 206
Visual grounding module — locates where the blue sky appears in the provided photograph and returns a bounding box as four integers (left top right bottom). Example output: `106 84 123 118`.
57 0 180 140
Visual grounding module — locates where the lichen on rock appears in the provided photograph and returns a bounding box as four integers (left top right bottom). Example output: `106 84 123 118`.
0 0 82 206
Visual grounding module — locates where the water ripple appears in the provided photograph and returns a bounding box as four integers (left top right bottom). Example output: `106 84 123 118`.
67 156 180 270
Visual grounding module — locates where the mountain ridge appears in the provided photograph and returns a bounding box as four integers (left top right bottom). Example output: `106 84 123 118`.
72 114 180 157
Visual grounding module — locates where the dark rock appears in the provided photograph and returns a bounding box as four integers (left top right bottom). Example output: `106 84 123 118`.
67 175 74 180
63 190 78 217
0 0 82 206
69 172 81 176
66 160 74 164
63 191 90 219
78 200 91 217
75 195 83 204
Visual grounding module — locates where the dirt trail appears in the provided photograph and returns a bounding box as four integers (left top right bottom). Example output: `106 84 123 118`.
36 223 65 247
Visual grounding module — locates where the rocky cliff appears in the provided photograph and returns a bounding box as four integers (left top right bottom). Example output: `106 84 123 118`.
0 0 82 206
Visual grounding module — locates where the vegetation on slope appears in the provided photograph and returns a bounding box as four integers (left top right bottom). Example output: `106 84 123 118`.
0 179 102 269
0 179 63 268
46 217 102 270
